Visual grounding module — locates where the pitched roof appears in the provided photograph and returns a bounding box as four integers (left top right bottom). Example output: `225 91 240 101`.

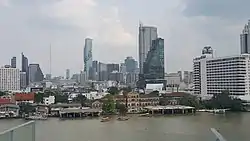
0 98 12 105
15 93 35 101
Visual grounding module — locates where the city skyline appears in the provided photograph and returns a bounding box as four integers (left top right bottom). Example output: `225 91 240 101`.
0 0 248 76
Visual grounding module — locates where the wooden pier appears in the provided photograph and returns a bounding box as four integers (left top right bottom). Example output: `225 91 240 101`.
144 105 195 115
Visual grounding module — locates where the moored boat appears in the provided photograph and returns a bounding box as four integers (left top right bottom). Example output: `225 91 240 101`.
100 117 110 122
25 115 48 120
117 116 129 121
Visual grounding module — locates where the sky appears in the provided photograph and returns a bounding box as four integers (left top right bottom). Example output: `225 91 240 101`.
0 0 248 76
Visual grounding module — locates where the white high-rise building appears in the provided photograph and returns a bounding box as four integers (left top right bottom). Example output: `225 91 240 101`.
138 23 158 74
0 68 20 91
84 38 93 80
193 47 250 99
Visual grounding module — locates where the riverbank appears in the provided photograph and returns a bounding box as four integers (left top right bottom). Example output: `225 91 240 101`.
1 112 250 141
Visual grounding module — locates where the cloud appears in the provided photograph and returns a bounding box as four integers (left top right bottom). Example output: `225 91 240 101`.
0 0 247 76
183 0 250 20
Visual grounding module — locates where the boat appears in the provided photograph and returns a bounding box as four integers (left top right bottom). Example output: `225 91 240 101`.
117 116 129 121
25 115 48 120
100 117 110 122
213 109 226 114
138 113 150 117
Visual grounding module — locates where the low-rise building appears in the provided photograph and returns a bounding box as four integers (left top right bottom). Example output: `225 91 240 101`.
43 96 55 105
0 104 20 118
115 92 159 113
14 93 35 104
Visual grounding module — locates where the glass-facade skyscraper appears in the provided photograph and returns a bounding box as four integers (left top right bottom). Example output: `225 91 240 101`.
138 24 158 74
240 20 250 54
143 38 164 80
84 38 93 80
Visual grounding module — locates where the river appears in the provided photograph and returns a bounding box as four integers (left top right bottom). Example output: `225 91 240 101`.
0 112 250 141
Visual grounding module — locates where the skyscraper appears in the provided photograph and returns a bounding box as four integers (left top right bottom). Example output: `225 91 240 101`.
66 69 70 80
11 57 16 68
21 53 29 86
0 68 20 91
138 23 158 74
240 20 250 54
143 38 164 80
125 56 137 73
84 38 93 80
28 64 44 83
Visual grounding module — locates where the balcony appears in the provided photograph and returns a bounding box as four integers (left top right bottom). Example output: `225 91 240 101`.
0 121 35 141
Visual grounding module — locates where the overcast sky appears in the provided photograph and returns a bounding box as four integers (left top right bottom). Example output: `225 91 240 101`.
0 0 248 76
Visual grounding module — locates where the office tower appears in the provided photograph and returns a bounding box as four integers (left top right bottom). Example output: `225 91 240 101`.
20 72 27 89
0 68 20 91
21 53 29 86
107 63 119 73
84 38 93 80
98 62 108 81
45 74 51 80
91 60 98 80
138 23 158 74
183 71 189 84
143 38 164 80
66 69 70 80
11 57 16 68
108 71 124 83
28 64 44 83
125 56 137 73
177 71 182 81
80 71 86 85
71 74 80 83
165 73 181 85
120 63 126 74
193 47 250 97
240 20 250 54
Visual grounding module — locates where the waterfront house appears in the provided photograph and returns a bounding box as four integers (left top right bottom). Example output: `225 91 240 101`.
0 98 13 106
14 93 35 104
0 104 20 118
50 103 81 116
114 92 160 113
160 92 189 105
91 100 103 109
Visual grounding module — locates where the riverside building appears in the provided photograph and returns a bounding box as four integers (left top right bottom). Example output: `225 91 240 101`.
193 46 250 99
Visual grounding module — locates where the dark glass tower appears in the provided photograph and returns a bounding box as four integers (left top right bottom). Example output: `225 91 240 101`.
143 38 164 80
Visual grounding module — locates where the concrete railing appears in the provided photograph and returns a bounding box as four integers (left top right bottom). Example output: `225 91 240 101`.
211 128 227 141
0 121 35 141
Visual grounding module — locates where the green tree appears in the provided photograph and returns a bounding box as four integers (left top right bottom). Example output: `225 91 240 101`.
55 95 68 103
34 92 44 104
0 91 7 96
19 103 36 115
73 94 87 107
203 90 245 111
179 95 201 109
107 86 119 95
102 95 115 114
116 102 127 116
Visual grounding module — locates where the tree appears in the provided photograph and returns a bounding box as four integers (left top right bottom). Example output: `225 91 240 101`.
34 92 44 104
107 87 119 95
55 95 68 103
179 95 201 109
19 103 36 115
203 90 245 111
102 95 115 114
73 94 87 107
116 102 127 116
0 91 7 96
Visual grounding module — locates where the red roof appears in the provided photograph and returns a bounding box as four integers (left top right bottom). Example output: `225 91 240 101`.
15 93 35 101
0 98 11 105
